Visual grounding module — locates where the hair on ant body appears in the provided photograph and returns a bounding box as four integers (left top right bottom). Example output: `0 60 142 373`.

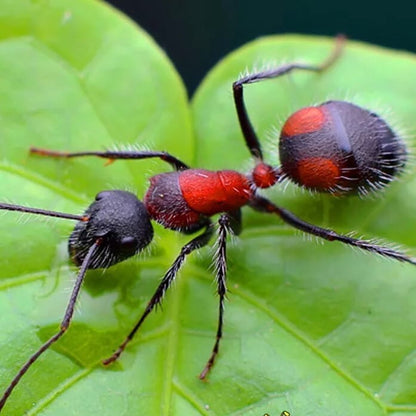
0 35 415 413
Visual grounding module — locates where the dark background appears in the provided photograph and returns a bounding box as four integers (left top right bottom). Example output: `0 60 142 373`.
107 0 414 94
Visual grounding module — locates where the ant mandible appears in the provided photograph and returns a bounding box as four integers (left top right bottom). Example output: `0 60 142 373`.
0 35 414 412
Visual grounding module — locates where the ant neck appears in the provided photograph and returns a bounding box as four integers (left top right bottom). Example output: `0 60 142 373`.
251 162 281 189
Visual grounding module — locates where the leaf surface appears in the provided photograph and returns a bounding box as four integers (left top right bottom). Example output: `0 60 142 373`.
192 35 416 415
1 2 416 415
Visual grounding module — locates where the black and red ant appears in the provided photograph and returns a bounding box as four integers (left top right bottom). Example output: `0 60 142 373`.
0 36 414 412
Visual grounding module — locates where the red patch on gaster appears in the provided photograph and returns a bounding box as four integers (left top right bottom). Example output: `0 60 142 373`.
282 106 326 137
180 169 252 215
297 157 340 190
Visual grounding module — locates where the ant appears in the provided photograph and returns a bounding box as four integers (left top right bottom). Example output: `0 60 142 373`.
0 35 414 412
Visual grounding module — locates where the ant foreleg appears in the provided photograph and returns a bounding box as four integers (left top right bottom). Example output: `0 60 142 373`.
0 240 101 412
199 213 235 380
251 195 416 265
30 147 189 171
102 222 214 366
232 35 345 161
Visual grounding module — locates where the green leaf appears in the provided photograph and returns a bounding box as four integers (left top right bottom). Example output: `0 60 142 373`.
0 0 193 414
1 1 416 415
192 35 416 415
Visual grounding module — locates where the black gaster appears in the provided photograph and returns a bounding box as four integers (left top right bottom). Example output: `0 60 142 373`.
279 101 407 194
69 190 154 269
324 101 407 191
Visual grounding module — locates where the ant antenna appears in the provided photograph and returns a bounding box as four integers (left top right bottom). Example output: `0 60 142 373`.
0 240 101 410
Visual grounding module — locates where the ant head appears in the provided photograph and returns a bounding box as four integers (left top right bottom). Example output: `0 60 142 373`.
279 100 407 195
69 190 154 269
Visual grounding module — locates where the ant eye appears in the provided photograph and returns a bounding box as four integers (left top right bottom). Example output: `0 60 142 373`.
120 236 138 247
95 191 111 201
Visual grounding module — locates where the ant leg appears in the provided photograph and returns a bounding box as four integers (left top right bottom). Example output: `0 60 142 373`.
0 240 101 412
30 148 189 171
227 208 242 236
232 35 345 160
199 212 236 379
251 195 416 265
103 222 214 365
